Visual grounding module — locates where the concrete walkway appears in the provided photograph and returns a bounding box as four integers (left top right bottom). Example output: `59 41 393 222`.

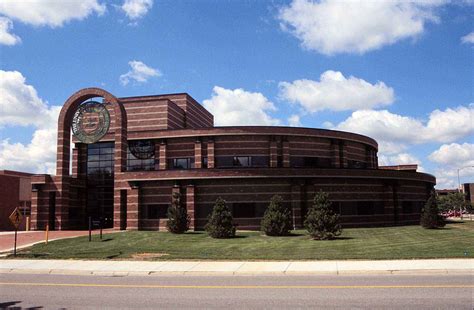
0 229 120 253
0 259 472 276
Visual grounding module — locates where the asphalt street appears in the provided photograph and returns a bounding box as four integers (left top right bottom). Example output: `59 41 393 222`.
0 273 472 309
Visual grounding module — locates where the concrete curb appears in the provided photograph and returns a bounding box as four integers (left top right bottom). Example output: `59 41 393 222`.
0 258 472 276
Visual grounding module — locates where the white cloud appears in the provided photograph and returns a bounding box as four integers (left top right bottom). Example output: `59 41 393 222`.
119 60 161 86
203 86 281 126
429 143 474 166
0 16 20 45
379 152 422 168
461 31 474 44
0 0 105 28
425 106 474 142
279 71 394 113
0 70 60 174
121 0 153 20
288 114 302 127
433 143 474 188
333 106 474 149
278 0 444 55
0 70 59 127
0 128 57 174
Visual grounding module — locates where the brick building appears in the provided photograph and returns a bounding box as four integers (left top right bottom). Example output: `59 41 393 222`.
0 170 32 230
30 88 435 231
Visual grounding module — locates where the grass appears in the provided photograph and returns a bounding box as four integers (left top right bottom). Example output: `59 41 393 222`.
10 221 474 261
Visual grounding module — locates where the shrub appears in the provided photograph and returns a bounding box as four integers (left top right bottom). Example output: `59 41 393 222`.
205 197 236 238
421 191 445 229
304 191 342 240
261 195 293 236
437 192 471 214
166 192 190 234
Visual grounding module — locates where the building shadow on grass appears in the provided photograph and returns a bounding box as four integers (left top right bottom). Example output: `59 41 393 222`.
106 251 123 259
0 300 44 309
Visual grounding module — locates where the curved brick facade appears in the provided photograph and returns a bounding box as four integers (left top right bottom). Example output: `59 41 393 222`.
30 88 435 231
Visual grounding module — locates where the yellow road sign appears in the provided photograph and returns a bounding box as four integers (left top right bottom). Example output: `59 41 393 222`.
9 207 23 229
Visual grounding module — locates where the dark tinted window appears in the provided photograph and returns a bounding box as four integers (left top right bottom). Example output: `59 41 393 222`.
340 201 357 215
87 142 114 177
216 156 269 168
251 156 269 167
291 156 333 168
402 201 421 214
356 201 375 215
169 158 194 169
233 156 250 167
233 203 256 218
146 204 169 219
348 160 367 169
215 156 234 168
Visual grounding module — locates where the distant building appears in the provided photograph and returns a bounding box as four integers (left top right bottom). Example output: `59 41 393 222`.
0 170 32 230
30 88 436 231
436 189 458 197
379 165 418 172
461 183 474 205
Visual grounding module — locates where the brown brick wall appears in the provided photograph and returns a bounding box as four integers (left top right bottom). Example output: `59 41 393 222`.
31 88 436 232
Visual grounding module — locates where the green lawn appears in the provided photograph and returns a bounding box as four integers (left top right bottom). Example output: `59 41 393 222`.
12 221 474 260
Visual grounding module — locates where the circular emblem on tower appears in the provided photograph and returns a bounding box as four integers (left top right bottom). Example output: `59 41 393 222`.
72 101 110 144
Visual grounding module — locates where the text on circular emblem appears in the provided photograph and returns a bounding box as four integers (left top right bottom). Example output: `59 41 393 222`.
72 101 110 144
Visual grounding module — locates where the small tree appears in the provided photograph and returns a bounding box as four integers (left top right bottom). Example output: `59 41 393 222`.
420 191 445 229
261 195 293 236
205 197 236 238
304 191 342 240
166 192 190 234
437 192 470 214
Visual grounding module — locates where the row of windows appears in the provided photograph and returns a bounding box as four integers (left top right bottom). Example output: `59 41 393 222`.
86 144 369 172
141 201 424 220
87 142 114 178
290 157 332 168
142 203 268 220
215 156 269 168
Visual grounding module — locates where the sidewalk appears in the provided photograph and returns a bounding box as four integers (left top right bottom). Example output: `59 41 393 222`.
0 229 119 253
0 258 472 276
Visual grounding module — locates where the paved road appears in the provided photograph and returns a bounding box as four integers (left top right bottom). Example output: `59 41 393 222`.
0 273 472 309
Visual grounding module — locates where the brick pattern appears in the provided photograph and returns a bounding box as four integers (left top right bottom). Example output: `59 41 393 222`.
30 87 436 232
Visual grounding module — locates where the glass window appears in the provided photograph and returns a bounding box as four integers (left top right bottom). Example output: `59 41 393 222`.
168 158 194 169
356 201 375 215
88 155 100 162
146 204 169 219
340 201 357 215
303 157 319 167
87 142 114 178
215 156 234 168
127 147 156 171
87 148 100 155
233 156 251 167
348 160 367 169
233 203 256 218
202 157 208 168
402 201 414 214
251 156 269 167
318 158 332 168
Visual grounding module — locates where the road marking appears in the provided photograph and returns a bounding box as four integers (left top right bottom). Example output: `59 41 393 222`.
0 283 472 289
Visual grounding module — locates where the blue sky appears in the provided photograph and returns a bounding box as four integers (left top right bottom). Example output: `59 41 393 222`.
0 0 473 188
